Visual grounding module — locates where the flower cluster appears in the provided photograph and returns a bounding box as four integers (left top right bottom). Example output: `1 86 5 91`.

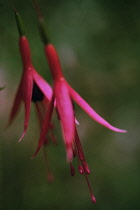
8 3 127 203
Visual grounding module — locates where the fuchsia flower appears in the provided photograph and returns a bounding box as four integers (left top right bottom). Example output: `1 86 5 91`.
32 13 127 203
8 2 127 203
8 9 52 142
34 44 127 158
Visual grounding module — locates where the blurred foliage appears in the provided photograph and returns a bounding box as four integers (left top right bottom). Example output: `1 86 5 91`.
0 0 140 209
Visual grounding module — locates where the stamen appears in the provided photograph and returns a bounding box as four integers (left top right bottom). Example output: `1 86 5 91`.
74 129 85 161
72 147 76 158
73 141 84 174
35 103 44 126
49 123 57 144
35 99 57 145
44 137 49 145
35 102 48 144
73 131 88 174
83 161 90 174
70 162 75 176
78 165 84 175
84 170 96 204
47 172 54 183
73 128 95 202
50 132 57 145
43 145 54 182
79 153 84 161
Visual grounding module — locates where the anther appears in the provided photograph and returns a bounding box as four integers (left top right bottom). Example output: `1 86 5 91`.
78 165 84 175
83 161 90 174
70 163 75 176
79 153 84 161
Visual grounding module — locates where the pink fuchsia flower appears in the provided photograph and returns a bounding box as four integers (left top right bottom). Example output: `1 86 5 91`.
33 42 127 203
8 8 52 142
34 43 127 158
32 5 127 203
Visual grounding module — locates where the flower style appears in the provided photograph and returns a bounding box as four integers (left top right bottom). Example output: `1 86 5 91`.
8 8 52 142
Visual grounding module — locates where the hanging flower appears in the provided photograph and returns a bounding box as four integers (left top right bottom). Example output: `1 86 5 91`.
32 8 127 202
33 43 127 159
8 7 52 143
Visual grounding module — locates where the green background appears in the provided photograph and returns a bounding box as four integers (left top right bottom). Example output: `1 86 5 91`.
0 0 140 209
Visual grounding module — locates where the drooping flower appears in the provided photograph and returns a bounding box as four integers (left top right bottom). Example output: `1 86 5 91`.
8 6 52 143
33 8 127 203
33 26 127 159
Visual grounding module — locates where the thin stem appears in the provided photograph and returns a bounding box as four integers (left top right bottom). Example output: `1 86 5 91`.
32 0 43 19
8 0 25 36
32 0 50 44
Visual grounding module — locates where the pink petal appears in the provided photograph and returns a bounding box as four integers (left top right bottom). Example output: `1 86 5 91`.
8 82 22 126
32 94 54 158
32 69 52 101
19 72 33 142
54 80 75 159
68 83 127 133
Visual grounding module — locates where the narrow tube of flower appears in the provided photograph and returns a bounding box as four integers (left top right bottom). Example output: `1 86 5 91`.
33 2 64 80
10 2 32 68
19 36 33 69
45 44 63 80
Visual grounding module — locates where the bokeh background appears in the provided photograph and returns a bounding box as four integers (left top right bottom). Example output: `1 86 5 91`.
0 0 140 209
